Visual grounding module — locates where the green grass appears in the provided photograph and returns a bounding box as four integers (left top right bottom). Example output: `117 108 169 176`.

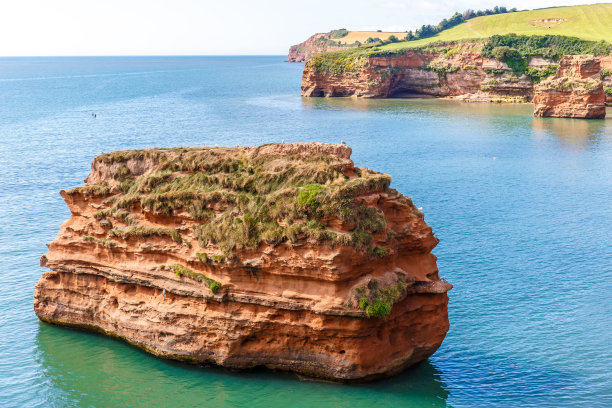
79 146 403 260
312 33 609 79
170 264 221 293
381 3 612 50
109 225 182 243
354 279 408 318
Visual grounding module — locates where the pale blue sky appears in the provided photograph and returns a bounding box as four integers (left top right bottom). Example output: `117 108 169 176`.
0 0 607 55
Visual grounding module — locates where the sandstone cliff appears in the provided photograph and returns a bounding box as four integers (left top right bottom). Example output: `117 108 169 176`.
301 43 537 102
301 41 612 109
34 143 451 382
534 55 606 119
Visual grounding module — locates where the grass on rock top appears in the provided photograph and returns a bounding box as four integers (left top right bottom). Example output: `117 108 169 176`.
310 33 611 79
70 146 407 260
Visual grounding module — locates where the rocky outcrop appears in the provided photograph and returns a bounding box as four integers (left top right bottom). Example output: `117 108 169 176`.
534 55 606 118
288 32 351 62
34 143 451 382
301 44 537 102
288 30 407 62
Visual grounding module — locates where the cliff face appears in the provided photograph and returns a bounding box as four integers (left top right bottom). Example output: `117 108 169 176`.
301 43 612 110
534 55 606 119
34 143 451 382
301 44 535 102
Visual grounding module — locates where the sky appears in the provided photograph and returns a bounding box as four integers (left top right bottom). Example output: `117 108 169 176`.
0 0 607 56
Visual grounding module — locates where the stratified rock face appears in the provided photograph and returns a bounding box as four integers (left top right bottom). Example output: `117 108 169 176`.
533 55 606 118
301 44 535 101
34 143 451 382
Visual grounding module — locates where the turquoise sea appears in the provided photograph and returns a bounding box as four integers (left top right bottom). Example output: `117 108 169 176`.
0 56 611 407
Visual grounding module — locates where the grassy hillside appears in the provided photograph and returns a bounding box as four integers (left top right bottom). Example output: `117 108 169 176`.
339 31 407 44
382 3 612 51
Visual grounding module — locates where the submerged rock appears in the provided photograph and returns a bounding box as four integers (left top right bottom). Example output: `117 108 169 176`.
533 55 606 119
34 142 451 382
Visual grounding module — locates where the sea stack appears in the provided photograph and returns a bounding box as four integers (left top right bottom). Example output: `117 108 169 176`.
34 143 451 382
534 55 606 119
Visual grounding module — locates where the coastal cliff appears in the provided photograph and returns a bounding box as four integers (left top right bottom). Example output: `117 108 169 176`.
301 36 612 107
288 30 407 62
534 55 606 119
34 143 451 382
302 43 538 101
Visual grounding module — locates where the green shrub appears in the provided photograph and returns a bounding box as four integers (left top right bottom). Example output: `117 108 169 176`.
297 184 324 210
368 246 388 258
358 297 369 310
490 46 527 74
605 87 612 96
170 264 220 293
350 230 373 247
329 28 348 39
366 300 391 318
196 252 208 263
482 35 612 77
209 281 221 294
602 69 612 79
525 65 558 82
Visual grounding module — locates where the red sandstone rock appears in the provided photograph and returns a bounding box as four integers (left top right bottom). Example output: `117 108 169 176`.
534 55 606 119
301 45 533 101
34 143 451 382
300 44 611 106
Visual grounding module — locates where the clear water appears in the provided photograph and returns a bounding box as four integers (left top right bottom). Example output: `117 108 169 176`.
0 56 611 408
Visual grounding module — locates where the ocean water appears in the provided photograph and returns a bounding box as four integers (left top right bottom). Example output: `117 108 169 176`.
0 56 611 408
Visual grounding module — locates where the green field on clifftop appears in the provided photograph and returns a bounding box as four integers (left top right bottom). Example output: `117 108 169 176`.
381 3 612 51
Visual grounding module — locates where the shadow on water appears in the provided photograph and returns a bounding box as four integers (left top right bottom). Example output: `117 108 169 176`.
302 97 612 126
300 96 533 117
532 114 612 148
35 323 449 408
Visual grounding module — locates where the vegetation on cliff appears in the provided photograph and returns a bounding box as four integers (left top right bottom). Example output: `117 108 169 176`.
310 33 611 79
71 146 410 265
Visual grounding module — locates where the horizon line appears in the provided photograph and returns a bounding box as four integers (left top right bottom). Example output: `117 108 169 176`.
0 54 289 58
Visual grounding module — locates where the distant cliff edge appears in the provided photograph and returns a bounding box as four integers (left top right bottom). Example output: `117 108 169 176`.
288 29 407 62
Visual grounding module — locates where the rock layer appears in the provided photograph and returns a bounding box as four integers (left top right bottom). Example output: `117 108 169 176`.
301 44 535 102
534 55 606 118
301 43 611 110
34 143 451 382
